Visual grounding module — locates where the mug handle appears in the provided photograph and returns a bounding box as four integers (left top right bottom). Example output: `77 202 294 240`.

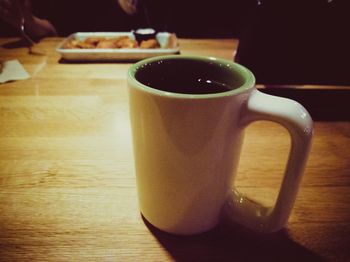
225 89 313 233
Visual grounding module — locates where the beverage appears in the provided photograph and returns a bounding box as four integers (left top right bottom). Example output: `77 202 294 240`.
135 58 244 94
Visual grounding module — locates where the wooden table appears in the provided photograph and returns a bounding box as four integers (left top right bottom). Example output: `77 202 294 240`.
0 37 349 261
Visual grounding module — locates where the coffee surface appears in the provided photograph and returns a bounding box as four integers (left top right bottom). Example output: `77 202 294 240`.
135 59 243 95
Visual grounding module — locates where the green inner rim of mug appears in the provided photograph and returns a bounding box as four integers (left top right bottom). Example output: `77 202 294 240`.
128 55 255 99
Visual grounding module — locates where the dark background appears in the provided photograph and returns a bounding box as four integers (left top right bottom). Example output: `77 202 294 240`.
1 0 349 85
0 0 316 38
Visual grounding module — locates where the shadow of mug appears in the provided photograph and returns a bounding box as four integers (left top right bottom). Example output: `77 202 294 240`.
142 215 325 262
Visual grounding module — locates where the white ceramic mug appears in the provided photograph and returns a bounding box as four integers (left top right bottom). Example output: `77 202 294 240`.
128 55 313 235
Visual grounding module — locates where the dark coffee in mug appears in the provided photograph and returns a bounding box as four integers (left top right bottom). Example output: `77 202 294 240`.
135 58 245 94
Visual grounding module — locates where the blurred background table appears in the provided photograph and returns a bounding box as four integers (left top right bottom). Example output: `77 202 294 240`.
0 37 349 261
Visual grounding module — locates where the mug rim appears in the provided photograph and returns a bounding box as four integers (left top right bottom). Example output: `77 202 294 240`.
128 55 256 99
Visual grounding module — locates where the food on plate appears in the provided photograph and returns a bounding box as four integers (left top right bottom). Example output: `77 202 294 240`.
114 36 139 48
95 39 117 49
63 39 94 49
62 35 160 49
84 37 106 45
139 39 160 49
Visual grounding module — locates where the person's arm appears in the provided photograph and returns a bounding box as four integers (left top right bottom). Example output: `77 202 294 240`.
0 0 57 39
24 13 57 38
118 0 138 15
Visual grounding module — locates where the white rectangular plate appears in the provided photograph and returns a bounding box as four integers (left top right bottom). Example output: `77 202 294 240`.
56 32 180 61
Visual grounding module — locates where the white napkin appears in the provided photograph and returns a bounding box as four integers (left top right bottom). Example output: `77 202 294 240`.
0 59 30 84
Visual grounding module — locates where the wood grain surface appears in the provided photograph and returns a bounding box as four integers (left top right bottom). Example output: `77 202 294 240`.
0 37 349 261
